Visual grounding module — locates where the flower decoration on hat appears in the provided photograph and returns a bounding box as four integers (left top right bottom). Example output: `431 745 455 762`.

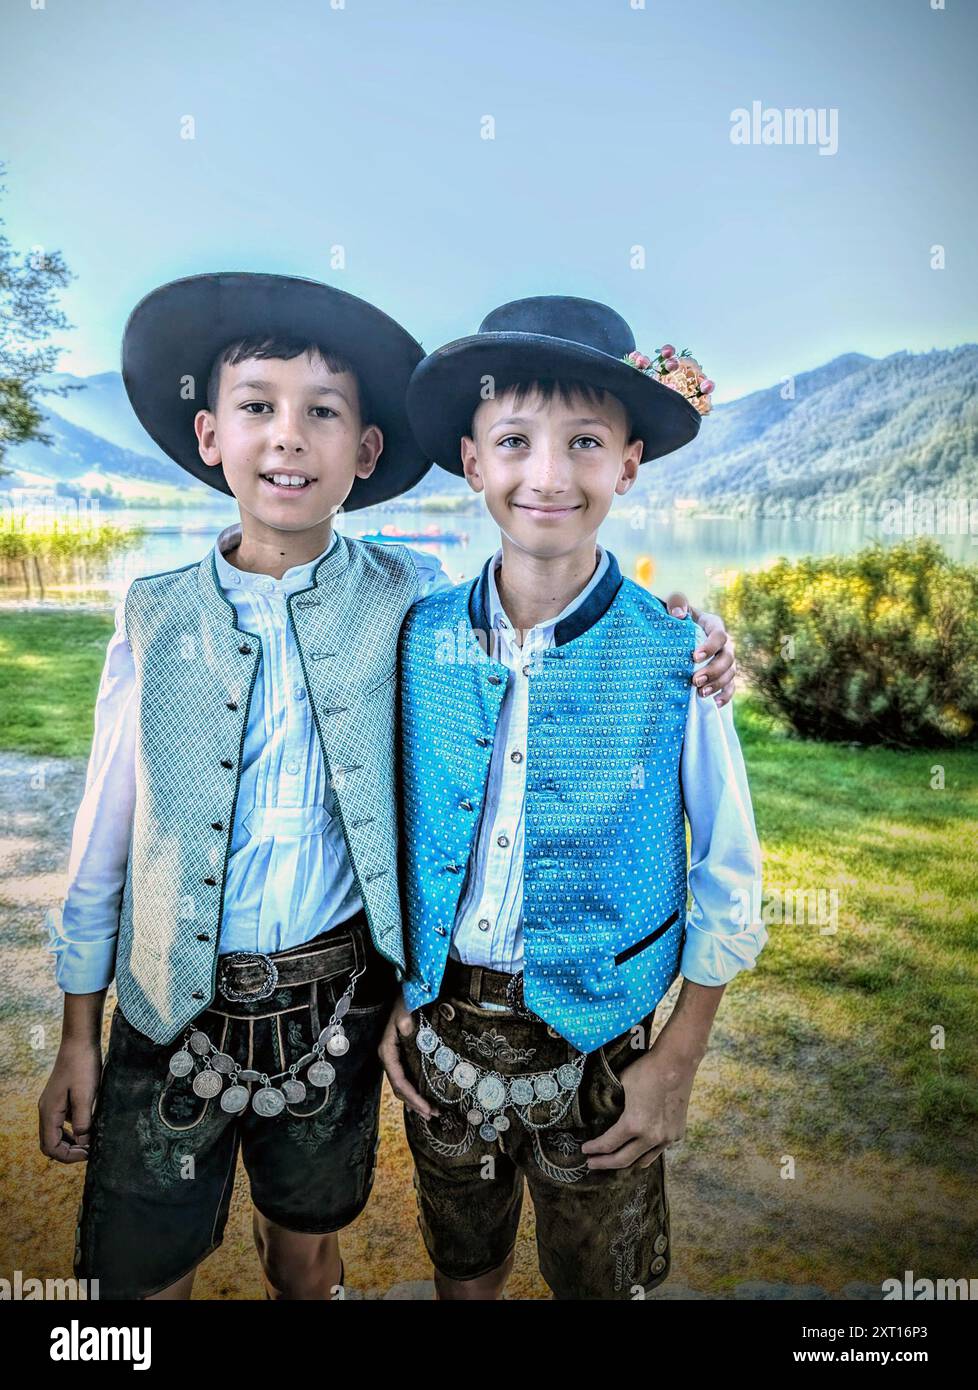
623 344 715 415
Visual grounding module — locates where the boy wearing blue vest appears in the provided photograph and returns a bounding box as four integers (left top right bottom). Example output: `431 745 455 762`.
37 273 455 1300
381 297 767 1300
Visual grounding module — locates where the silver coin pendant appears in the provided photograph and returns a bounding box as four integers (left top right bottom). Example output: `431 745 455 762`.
253 1086 286 1117
192 1069 223 1099
220 1084 250 1114
168 1049 194 1078
307 1059 336 1088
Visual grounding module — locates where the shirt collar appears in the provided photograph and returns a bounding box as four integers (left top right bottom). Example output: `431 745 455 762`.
485 543 614 644
213 522 339 597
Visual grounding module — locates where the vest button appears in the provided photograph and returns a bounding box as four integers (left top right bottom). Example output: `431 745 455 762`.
488 674 502 685
197 933 210 942
225 700 238 711
211 821 224 832
435 926 448 936
220 759 234 769
191 990 205 1000
459 799 473 811
203 876 217 886
650 1256 667 1276
475 735 490 747
239 643 253 655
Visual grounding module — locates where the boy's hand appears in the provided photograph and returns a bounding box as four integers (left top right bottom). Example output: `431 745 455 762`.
38 1040 102 1164
378 994 440 1120
579 1036 699 1171
664 591 736 707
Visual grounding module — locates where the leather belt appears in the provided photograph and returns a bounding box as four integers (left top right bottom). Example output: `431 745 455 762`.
216 915 366 1003
441 957 538 1020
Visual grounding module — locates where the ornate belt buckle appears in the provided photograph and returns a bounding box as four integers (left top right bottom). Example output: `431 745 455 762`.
217 952 279 1003
504 971 536 1022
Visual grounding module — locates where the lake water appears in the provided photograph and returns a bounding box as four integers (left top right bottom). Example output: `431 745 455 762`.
14 501 978 609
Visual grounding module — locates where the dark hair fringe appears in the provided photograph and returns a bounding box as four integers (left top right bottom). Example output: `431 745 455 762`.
206 335 371 423
470 377 634 440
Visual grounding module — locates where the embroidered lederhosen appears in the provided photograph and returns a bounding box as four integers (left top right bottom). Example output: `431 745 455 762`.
399 962 673 1299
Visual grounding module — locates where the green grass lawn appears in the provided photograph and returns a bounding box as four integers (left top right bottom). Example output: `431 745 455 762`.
0 610 115 757
732 699 977 1158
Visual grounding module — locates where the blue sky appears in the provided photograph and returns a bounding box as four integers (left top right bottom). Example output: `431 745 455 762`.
3 0 976 401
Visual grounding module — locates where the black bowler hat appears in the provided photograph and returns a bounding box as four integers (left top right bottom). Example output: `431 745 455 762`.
122 272 433 511
406 295 703 476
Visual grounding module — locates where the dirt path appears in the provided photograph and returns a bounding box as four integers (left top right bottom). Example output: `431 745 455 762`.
1 752 970 1300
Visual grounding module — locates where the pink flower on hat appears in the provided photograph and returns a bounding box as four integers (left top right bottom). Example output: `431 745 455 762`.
622 343 714 414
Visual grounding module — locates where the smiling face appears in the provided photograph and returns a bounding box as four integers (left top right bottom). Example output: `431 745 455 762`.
193 346 382 536
461 382 642 561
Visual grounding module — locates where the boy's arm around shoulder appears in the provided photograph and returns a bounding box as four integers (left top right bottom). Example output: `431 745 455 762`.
381 541 454 604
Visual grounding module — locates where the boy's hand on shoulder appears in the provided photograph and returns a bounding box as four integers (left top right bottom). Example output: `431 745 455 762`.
377 993 440 1121
38 1039 103 1164
579 1036 699 1171
664 592 736 708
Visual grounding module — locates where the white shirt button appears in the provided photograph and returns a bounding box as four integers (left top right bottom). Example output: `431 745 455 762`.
294 685 306 700
286 759 300 775
478 918 491 932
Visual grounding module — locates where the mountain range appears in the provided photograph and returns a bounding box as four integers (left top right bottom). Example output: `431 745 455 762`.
3 346 976 515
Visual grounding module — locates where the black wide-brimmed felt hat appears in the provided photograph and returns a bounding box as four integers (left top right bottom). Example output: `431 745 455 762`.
406 295 702 476
122 272 433 510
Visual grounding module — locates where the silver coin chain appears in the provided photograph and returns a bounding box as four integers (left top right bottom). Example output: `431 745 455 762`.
166 968 362 1118
414 1009 586 1144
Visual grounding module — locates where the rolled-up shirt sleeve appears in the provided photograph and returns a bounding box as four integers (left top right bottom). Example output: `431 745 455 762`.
47 597 137 994
679 627 767 986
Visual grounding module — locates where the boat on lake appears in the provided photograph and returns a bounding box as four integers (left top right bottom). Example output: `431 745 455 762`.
355 524 469 545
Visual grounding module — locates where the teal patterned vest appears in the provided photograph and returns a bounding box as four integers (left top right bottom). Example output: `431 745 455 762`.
116 533 418 1044
399 551 696 1053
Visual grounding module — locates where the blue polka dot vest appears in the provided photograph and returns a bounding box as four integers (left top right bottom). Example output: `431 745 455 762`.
398 549 696 1054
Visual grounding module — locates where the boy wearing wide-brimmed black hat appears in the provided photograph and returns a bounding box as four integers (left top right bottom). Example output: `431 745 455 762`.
38 273 452 1300
381 296 766 1300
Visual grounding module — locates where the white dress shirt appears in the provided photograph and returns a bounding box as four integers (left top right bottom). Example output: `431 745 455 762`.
450 545 768 988
48 524 452 994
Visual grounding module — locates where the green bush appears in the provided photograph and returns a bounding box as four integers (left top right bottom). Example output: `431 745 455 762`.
714 540 978 746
